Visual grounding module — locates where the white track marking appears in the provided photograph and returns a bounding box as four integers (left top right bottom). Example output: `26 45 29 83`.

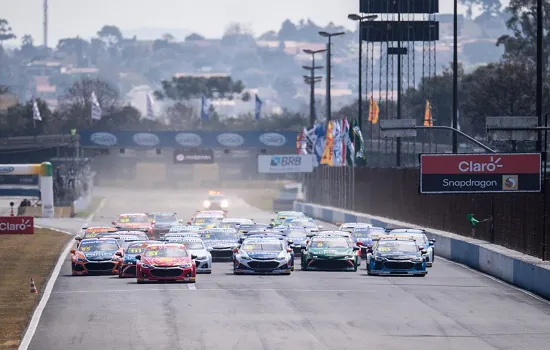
19 202 104 350
187 284 197 290
438 256 550 305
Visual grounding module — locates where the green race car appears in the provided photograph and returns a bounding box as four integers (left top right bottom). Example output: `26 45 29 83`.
301 234 360 271
271 211 306 226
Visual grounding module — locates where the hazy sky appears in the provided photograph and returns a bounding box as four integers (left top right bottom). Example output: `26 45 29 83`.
3 0 463 45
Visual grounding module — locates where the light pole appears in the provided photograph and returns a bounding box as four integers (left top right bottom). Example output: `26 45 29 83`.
319 31 345 121
347 14 378 131
452 0 458 153
303 49 326 128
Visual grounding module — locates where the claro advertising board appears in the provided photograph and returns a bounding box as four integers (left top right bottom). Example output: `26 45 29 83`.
420 153 541 194
258 154 315 174
0 216 34 234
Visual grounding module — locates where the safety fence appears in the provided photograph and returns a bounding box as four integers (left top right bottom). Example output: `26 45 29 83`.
304 166 550 260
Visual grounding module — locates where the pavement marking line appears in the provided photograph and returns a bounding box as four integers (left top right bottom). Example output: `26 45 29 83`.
51 288 377 294
85 197 107 222
187 284 197 290
438 256 550 305
19 202 104 350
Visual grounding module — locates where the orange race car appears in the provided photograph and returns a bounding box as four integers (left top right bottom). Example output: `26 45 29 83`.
71 238 124 275
112 213 153 235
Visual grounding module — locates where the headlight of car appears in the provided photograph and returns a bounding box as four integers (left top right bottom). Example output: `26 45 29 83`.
374 255 385 261
203 200 211 208
414 257 424 262
141 263 153 268
180 263 192 268
206 247 213 251
196 256 207 260
76 257 87 262
220 200 229 208
344 255 354 259
277 252 288 260
312 255 319 259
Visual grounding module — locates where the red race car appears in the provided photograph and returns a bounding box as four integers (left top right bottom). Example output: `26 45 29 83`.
135 244 197 283
112 213 153 236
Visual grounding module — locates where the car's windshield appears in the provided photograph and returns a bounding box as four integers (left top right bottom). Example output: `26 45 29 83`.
352 230 372 238
242 242 283 252
403 234 428 245
377 241 418 253
291 220 316 228
154 215 176 223
194 217 222 225
209 195 225 201
239 225 267 232
125 244 147 255
179 241 205 250
144 246 188 257
202 231 238 240
79 240 119 252
288 230 307 238
119 215 148 223
311 237 349 248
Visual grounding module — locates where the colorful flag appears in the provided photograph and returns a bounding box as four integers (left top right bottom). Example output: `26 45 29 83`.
201 95 209 121
368 96 379 124
255 95 262 121
32 99 42 121
313 123 325 164
423 99 433 127
352 119 366 166
146 93 155 120
320 121 334 165
332 120 343 166
343 118 355 166
91 92 102 120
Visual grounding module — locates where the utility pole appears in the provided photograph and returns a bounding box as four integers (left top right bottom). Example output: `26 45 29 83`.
452 0 459 153
43 0 48 48
319 31 345 122
396 5 402 167
536 0 543 152
303 49 326 128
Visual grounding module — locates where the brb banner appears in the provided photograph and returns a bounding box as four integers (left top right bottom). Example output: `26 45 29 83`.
0 216 34 234
258 154 315 173
79 131 298 149
420 153 542 194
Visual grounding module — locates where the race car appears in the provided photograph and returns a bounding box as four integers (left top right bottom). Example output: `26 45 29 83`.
201 228 240 259
233 237 292 275
203 191 229 210
164 232 201 240
271 211 306 226
112 213 153 236
163 237 212 274
113 230 149 241
283 218 322 233
365 236 427 276
237 223 270 236
286 227 309 255
75 226 118 243
118 241 159 278
350 226 386 258
243 232 295 270
338 222 373 233
219 218 254 229
135 243 197 283
306 231 356 248
190 213 224 229
388 229 436 267
71 238 123 275
301 234 360 271
148 212 179 237
168 225 202 234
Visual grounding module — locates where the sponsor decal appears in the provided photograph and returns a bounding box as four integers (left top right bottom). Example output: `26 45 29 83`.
420 153 541 193
259 133 286 147
0 166 15 174
0 216 34 234
173 149 214 164
258 154 314 173
90 132 117 146
175 133 202 147
217 133 244 147
133 133 160 146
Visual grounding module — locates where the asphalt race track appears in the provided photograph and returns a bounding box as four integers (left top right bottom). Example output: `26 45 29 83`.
28 188 550 350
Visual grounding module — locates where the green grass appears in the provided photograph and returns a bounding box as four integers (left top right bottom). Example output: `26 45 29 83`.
75 196 104 218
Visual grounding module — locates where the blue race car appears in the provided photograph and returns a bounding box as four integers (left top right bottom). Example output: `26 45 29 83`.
244 233 295 270
201 228 240 260
233 237 292 275
365 236 427 276
285 227 308 255
351 226 386 258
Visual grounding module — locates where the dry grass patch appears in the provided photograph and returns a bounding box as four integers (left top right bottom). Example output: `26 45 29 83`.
0 228 71 349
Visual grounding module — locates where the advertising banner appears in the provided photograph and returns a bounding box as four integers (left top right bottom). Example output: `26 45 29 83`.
258 154 315 174
420 153 541 194
173 149 214 164
0 216 34 234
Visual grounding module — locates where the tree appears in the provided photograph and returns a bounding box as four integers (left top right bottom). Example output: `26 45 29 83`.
0 99 52 137
57 37 89 66
0 19 16 46
155 76 246 101
162 33 175 42
278 19 298 40
21 34 33 47
97 25 123 46
185 33 205 41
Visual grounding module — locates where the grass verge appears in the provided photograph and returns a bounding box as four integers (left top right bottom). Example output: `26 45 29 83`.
75 196 104 218
0 228 71 349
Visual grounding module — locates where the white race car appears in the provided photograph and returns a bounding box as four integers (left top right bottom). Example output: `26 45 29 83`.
338 222 373 233
388 229 435 267
163 237 212 273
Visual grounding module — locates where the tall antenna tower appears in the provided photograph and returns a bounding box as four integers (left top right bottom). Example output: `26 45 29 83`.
43 0 48 47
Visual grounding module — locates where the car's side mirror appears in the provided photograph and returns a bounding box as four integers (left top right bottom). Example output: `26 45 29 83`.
287 239 293 245
429 240 435 245
135 255 141 260
356 242 363 246
191 254 197 259
233 248 239 253
75 237 82 241
115 252 123 257
420 249 428 254
70 249 76 254
353 246 360 251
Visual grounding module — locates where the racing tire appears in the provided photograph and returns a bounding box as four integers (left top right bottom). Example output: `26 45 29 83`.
291 266 295 272
137 279 144 284
282 272 291 275
352 265 358 272
414 274 426 277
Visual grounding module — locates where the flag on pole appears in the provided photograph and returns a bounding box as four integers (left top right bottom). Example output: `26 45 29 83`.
343 118 355 166
368 96 379 124
320 121 334 165
32 99 42 121
313 123 326 164
255 94 262 121
201 95 209 121
352 119 366 166
145 93 156 120
332 120 343 166
457 108 461 131
299 127 310 154
91 92 102 121
423 99 433 127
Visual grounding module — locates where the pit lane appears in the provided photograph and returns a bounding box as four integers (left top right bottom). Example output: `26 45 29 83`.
26 187 550 350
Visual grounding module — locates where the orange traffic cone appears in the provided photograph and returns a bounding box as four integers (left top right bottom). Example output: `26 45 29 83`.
30 278 38 294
